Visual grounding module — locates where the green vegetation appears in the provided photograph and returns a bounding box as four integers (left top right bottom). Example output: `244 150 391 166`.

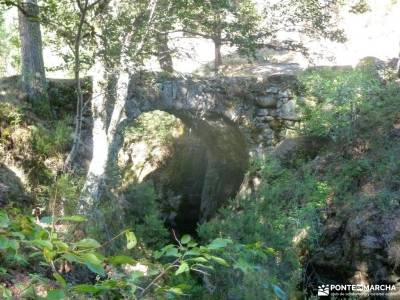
0 209 234 299
1 0 400 298
197 64 400 298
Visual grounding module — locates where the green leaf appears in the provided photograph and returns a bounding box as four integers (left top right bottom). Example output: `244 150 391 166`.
185 249 201 256
164 247 180 258
180 234 191 244
0 211 10 228
187 257 208 263
44 289 65 300
43 248 56 262
233 258 251 273
167 287 184 295
210 255 229 267
0 284 12 300
108 255 135 265
62 253 80 263
175 262 189 275
80 253 105 276
0 236 9 250
74 238 100 249
74 284 104 294
125 231 137 249
31 239 53 250
206 238 232 250
59 215 87 222
53 241 69 251
187 241 198 248
53 273 66 288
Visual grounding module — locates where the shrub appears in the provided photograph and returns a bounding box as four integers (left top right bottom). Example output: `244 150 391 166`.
297 65 383 141
0 208 234 299
199 156 330 298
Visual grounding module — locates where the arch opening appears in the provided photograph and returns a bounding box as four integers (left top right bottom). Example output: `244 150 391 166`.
117 110 249 236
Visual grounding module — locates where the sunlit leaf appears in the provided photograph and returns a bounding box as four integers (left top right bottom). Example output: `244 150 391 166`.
74 238 100 249
31 239 53 250
187 257 208 263
74 284 104 294
80 253 105 275
167 287 184 295
44 289 65 300
53 241 69 251
43 248 56 262
175 262 189 275
206 238 232 250
210 255 229 267
108 255 135 265
53 273 66 288
125 231 137 249
180 234 191 244
59 215 87 222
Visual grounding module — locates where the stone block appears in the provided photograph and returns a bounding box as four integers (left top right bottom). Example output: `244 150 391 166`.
256 95 278 108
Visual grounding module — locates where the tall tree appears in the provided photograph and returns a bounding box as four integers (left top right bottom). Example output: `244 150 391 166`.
17 0 46 101
176 0 261 74
78 0 160 218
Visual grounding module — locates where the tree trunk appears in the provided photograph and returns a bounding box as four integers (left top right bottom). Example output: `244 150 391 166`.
397 54 400 79
213 36 222 74
157 32 173 73
18 0 46 101
78 60 109 216
78 61 130 218
79 0 158 219
64 0 89 170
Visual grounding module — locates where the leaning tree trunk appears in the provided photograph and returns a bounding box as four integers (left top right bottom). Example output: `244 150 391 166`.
79 0 158 221
78 60 130 218
18 0 46 101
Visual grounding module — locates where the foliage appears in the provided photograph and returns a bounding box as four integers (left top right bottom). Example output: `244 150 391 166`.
296 65 384 140
199 156 330 298
0 208 234 299
124 110 183 146
31 118 73 158
177 0 261 57
0 7 20 75
119 182 170 249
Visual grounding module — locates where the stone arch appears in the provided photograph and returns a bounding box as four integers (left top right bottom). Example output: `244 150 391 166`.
118 107 249 231
112 73 298 230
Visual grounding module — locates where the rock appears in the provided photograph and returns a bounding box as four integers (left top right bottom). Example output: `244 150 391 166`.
360 235 381 250
266 86 279 93
279 100 299 120
0 164 29 206
307 204 400 290
255 95 277 108
278 90 290 98
273 136 329 162
256 108 269 116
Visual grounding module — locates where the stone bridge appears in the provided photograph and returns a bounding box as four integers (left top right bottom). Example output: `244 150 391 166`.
124 74 300 221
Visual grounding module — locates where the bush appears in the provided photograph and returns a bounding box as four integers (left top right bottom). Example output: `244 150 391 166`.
297 65 383 141
199 156 330 298
31 118 72 157
0 208 234 299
